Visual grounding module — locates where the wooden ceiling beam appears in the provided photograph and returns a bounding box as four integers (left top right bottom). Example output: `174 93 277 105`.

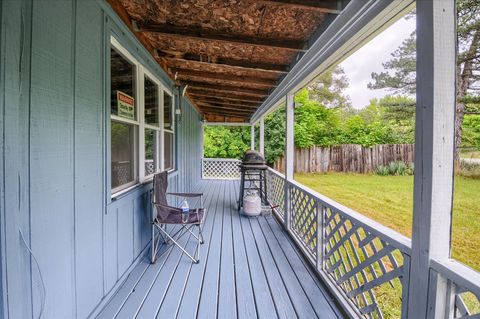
201 109 253 118
173 68 277 87
137 22 306 52
185 81 270 97
200 106 253 115
159 54 288 73
204 114 248 123
188 91 265 104
259 0 343 13
192 97 259 108
196 101 257 111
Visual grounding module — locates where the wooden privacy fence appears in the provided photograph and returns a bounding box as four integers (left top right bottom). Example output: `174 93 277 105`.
274 144 415 173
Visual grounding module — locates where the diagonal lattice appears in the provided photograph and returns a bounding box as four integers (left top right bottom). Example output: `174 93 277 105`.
202 159 241 180
322 207 405 319
266 170 285 221
290 183 317 260
453 289 480 318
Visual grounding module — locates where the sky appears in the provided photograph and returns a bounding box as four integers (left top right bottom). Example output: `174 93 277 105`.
339 15 416 109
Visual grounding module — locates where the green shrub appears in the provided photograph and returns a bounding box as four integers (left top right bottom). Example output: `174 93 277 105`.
374 165 390 176
459 160 480 179
375 161 414 176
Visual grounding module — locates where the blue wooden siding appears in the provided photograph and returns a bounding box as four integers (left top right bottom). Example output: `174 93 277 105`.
0 0 203 317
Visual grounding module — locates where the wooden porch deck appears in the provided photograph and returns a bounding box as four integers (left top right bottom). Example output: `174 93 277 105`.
97 180 343 319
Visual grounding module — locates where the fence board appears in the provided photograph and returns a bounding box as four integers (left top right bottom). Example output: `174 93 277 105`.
274 144 414 173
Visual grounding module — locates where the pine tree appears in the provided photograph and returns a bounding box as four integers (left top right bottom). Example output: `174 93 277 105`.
368 2 480 159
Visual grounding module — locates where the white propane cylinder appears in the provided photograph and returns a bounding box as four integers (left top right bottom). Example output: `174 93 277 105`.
243 191 262 217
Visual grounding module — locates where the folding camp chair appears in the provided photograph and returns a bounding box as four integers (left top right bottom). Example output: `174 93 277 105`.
151 171 205 264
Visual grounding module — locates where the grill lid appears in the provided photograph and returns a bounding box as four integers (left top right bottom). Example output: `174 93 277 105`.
242 150 265 165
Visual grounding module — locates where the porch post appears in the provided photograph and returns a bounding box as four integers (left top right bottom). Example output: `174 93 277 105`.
284 93 294 230
250 124 255 150
408 1 456 318
259 117 265 155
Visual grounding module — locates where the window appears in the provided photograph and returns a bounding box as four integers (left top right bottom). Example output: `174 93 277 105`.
143 75 161 177
111 46 138 192
110 38 176 195
163 91 175 171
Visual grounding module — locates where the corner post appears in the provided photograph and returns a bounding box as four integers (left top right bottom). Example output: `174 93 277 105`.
259 117 265 155
408 1 456 318
250 124 255 150
284 93 294 230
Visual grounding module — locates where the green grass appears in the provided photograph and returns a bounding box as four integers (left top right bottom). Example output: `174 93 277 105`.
296 172 480 271
461 150 480 159
295 172 480 317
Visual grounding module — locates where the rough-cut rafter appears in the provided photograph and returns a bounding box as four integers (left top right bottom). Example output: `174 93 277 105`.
188 92 265 104
178 75 274 90
192 97 260 108
184 81 270 97
173 68 277 87
199 105 255 114
158 53 288 73
137 22 306 52
259 0 343 13
201 108 254 117
196 101 257 111
110 0 338 122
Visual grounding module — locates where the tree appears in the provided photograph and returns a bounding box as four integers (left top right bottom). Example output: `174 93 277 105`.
203 126 250 159
306 66 352 109
368 2 480 159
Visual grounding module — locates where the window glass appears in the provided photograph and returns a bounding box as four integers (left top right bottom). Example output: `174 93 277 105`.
164 131 174 171
111 48 136 120
144 76 159 126
164 92 173 130
111 121 137 189
145 129 158 176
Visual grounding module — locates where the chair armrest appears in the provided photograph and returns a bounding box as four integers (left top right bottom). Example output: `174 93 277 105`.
167 192 203 198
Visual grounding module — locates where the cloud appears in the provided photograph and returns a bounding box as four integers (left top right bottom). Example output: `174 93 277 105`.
340 15 416 109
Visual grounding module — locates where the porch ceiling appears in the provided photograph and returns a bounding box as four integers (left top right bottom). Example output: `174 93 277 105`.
107 0 346 123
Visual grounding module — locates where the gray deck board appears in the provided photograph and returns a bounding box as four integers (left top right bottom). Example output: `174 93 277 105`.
97 180 343 319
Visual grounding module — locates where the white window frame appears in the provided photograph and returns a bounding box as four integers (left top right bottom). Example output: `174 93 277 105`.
163 90 175 172
110 37 174 196
142 68 163 179
110 38 141 194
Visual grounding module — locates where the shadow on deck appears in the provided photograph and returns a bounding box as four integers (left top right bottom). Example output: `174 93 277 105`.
97 180 343 319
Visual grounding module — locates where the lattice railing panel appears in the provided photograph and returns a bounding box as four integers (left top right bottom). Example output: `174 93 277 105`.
454 291 480 318
290 183 317 261
202 158 241 180
323 207 406 319
266 170 285 221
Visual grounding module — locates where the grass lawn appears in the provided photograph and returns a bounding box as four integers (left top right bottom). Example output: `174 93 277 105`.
295 173 480 272
461 150 480 159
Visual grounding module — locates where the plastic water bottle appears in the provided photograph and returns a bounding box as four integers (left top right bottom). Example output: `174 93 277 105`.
180 200 189 223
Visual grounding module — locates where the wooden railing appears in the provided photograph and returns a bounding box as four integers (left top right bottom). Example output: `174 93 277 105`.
266 168 411 318
201 161 480 318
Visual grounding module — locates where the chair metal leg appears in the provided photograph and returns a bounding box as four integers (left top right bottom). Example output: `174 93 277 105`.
158 225 199 263
198 225 204 244
151 224 156 263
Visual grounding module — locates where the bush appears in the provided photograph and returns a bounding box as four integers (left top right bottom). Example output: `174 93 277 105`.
374 165 390 176
459 159 480 179
375 161 414 176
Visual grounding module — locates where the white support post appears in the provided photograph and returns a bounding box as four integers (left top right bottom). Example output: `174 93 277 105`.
284 93 294 230
250 125 255 150
259 117 265 155
408 1 456 318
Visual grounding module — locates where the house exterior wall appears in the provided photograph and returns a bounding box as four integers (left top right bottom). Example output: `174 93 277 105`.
0 0 203 318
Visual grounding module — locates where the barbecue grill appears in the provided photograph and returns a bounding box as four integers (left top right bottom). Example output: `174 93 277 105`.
238 150 268 211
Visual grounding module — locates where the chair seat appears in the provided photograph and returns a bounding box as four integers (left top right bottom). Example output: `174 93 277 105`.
157 208 205 224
